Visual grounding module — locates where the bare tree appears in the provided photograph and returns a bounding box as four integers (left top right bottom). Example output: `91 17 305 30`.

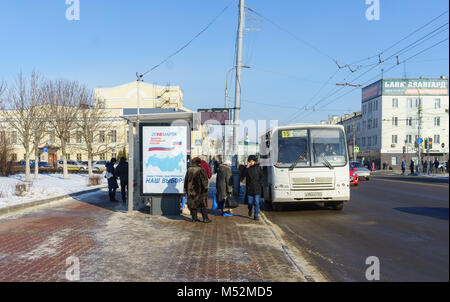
76 86 114 178
3 72 43 182
44 79 82 179
0 80 6 108
31 91 49 180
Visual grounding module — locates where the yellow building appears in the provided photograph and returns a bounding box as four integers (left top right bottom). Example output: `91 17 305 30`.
2 81 205 165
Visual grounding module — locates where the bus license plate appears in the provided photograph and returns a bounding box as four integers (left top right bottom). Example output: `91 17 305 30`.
305 192 322 198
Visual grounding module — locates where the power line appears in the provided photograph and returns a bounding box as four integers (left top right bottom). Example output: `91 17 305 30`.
140 0 235 77
348 9 449 66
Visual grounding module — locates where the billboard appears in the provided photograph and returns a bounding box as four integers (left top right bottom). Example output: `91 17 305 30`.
362 80 382 102
198 109 230 125
141 126 187 194
382 79 448 96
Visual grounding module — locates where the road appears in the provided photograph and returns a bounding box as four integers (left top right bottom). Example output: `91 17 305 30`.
263 174 449 282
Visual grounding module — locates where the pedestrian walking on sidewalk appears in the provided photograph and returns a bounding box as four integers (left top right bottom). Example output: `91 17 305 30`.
184 157 211 223
409 160 415 175
105 158 118 202
115 157 128 204
243 155 264 221
216 159 234 216
401 160 406 175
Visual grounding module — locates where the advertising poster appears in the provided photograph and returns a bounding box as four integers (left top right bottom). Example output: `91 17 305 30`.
142 126 187 194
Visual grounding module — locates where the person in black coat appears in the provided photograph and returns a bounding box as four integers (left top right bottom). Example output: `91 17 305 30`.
115 157 128 204
105 158 118 202
243 155 264 221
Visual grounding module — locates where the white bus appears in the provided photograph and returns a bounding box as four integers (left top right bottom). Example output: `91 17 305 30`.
259 124 350 211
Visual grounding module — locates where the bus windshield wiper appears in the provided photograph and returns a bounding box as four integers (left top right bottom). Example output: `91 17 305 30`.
289 150 307 171
320 155 334 170
314 151 334 170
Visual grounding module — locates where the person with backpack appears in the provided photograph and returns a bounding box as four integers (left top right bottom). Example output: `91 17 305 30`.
184 157 211 223
243 155 264 221
105 158 118 202
115 157 128 204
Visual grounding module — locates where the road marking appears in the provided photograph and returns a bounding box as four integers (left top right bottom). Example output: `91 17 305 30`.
372 177 449 188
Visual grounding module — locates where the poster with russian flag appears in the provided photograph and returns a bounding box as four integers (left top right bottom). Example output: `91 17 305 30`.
142 126 187 194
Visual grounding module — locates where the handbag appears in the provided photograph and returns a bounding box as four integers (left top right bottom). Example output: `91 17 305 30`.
225 196 239 209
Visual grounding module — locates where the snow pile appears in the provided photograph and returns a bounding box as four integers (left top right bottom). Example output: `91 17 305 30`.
0 173 106 209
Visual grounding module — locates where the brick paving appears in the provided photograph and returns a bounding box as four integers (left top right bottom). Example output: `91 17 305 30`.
0 186 306 282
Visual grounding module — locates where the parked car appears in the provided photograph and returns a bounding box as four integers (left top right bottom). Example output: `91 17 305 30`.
30 161 52 168
349 164 360 186
438 161 448 173
350 161 371 180
76 161 89 171
57 160 82 171
16 160 35 167
92 160 108 172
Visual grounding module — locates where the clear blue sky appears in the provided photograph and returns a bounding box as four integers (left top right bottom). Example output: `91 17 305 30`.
1 0 448 128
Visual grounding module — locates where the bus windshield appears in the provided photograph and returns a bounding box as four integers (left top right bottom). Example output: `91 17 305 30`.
275 128 347 168
311 128 347 167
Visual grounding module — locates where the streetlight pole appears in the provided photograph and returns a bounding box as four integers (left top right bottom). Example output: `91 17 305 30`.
232 0 245 167
224 65 250 162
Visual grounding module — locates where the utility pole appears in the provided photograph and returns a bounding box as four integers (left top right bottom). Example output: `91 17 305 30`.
417 87 422 174
353 118 356 161
232 0 245 166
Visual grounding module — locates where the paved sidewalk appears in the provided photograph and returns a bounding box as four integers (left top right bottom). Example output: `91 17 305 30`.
0 186 307 282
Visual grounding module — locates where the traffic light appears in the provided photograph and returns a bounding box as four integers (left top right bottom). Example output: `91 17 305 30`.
428 138 433 150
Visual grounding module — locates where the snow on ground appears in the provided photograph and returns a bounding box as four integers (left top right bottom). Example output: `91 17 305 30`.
0 173 107 209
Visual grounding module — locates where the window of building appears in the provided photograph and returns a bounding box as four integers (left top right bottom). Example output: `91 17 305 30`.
111 153 117 159
434 135 440 144
356 123 360 132
99 131 106 143
392 135 398 144
362 121 366 130
368 103 372 113
375 100 378 111
374 118 378 128
406 117 413 126
392 117 398 126
368 119 372 129
77 154 82 162
11 130 17 144
392 156 398 166
362 137 366 146
406 135 412 144
368 137 372 146
76 131 82 144
434 98 441 109
109 129 117 143
66 154 70 161
373 135 377 145
392 98 398 108
407 98 418 109
99 153 106 161
11 154 17 162
434 117 440 126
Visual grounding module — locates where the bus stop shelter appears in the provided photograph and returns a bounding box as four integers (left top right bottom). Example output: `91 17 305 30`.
122 111 197 215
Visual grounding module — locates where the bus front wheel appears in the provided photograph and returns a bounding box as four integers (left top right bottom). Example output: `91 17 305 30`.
331 202 344 211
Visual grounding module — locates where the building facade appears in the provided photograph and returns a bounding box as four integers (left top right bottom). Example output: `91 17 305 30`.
331 77 449 170
1 81 206 165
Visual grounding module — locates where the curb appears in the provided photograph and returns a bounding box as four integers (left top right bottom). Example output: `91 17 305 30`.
259 211 319 282
0 186 107 217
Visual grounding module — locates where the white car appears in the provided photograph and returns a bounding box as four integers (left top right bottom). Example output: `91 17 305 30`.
350 161 371 180
92 160 108 172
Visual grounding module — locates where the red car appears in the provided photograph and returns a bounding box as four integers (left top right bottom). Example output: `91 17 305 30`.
349 164 359 186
